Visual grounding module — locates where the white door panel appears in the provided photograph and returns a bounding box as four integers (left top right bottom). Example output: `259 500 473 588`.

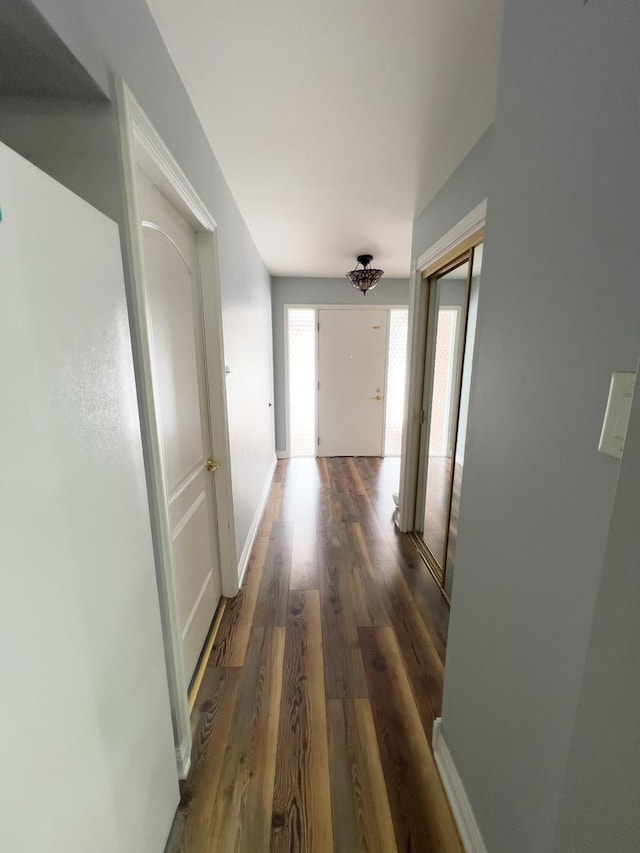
317 309 388 456
137 166 221 684
142 226 205 490
172 494 215 627
0 141 178 851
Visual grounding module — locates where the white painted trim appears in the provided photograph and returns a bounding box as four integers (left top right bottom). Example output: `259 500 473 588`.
276 450 290 460
236 456 277 587
181 569 213 640
432 719 488 853
414 200 487 274
175 736 191 781
284 303 405 311
116 80 237 780
169 460 205 506
171 492 207 543
398 202 486 531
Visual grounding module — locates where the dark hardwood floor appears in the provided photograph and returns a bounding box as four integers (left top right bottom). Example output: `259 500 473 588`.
177 457 460 853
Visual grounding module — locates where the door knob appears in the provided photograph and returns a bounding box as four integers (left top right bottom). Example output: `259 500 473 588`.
206 458 220 472
371 394 383 401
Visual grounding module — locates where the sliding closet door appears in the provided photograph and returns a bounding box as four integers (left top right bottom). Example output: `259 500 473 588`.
415 243 483 598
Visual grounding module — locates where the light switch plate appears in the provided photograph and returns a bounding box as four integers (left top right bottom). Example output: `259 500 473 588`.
598 372 636 458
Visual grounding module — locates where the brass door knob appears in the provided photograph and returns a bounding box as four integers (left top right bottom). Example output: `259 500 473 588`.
371 394 383 401
206 458 220 472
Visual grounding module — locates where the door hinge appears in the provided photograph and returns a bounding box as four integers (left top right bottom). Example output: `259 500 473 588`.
317 381 320 390
317 436 320 445
419 409 426 424
317 321 320 331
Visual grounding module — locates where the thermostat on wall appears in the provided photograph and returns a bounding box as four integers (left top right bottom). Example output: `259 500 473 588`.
598 372 636 459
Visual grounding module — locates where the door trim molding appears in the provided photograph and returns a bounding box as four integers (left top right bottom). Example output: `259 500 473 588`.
432 719 488 853
398 203 486 532
413 200 487 274
116 80 237 778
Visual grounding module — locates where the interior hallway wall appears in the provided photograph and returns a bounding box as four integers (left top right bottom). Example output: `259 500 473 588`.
437 1 640 850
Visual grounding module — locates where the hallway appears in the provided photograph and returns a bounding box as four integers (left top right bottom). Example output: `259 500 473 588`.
178 457 461 852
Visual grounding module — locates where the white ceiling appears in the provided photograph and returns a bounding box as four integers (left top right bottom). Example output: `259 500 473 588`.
145 0 503 278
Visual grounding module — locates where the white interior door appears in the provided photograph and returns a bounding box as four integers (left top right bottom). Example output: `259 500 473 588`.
1 141 178 851
317 308 388 456
137 166 222 685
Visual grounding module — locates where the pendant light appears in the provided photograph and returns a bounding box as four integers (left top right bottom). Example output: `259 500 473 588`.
346 254 384 295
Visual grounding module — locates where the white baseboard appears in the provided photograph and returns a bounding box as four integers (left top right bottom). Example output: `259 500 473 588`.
175 736 191 780
236 455 277 588
433 718 487 853
276 449 289 459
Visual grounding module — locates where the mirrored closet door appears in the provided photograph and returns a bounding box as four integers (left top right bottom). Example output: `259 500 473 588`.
413 241 483 600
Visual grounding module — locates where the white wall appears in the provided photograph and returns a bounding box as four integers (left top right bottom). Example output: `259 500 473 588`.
436 0 640 850
1 141 178 852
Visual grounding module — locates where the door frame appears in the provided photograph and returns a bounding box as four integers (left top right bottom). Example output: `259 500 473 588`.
117 81 237 777
283 303 407 458
398 201 486 532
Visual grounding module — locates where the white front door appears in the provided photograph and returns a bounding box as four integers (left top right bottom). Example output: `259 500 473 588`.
317 308 388 456
137 166 222 685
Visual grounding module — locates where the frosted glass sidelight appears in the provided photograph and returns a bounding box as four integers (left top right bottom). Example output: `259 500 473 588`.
384 309 409 456
288 308 316 456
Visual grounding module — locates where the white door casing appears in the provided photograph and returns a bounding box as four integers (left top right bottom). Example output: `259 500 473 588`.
0 141 178 851
117 81 236 777
317 308 389 456
137 166 222 685
398 200 487 532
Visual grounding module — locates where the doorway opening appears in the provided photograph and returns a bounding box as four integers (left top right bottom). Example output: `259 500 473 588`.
284 305 408 458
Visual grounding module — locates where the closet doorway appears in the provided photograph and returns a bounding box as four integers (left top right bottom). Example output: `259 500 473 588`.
412 240 483 600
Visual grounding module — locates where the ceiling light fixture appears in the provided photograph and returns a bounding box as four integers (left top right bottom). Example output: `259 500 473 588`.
346 254 384 296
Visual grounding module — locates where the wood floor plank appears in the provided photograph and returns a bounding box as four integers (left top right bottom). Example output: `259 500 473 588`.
344 521 390 628
210 535 269 667
349 459 450 665
180 666 242 852
271 590 333 853
204 627 286 852
359 626 463 853
327 698 397 853
318 526 369 699
257 480 283 536
253 522 292 627
349 520 444 737
289 517 318 590
375 559 445 742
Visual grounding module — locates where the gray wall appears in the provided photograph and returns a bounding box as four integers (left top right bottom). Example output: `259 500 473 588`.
412 127 492 263
271 276 409 453
432 1 640 851
553 366 640 852
1 0 275 562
